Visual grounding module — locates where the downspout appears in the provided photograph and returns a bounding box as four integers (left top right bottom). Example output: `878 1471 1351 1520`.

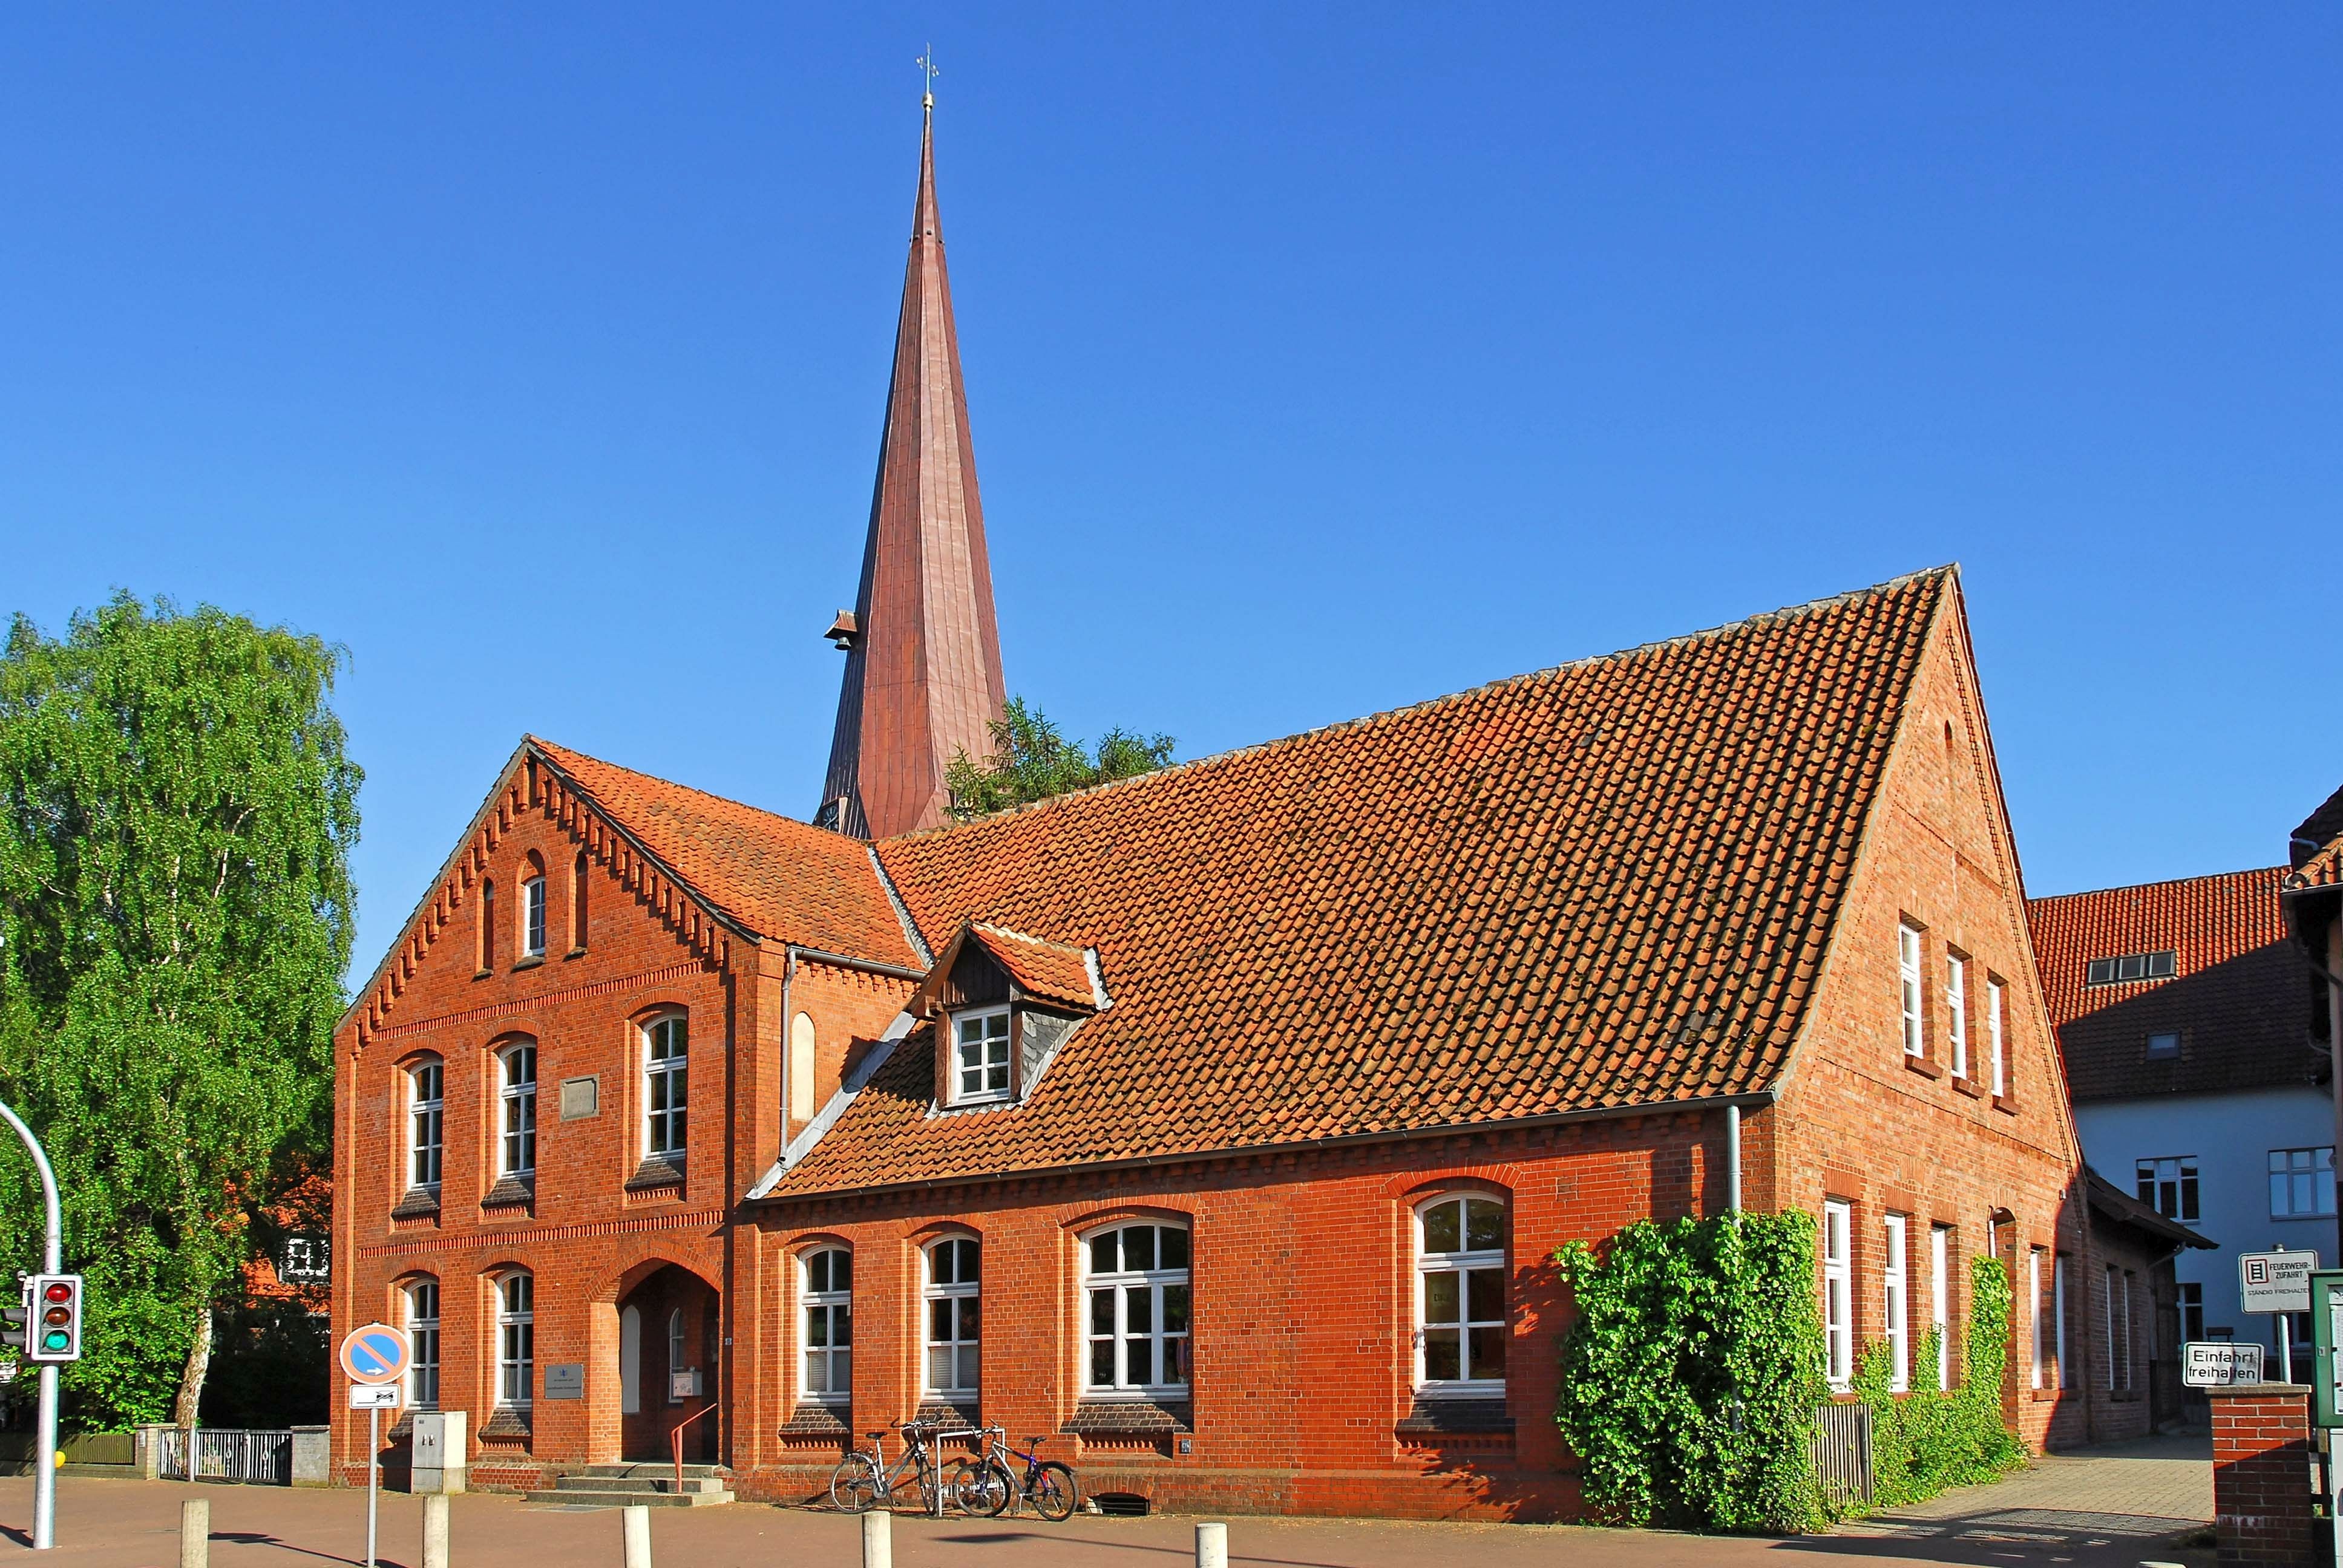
1725 1103 1743 1215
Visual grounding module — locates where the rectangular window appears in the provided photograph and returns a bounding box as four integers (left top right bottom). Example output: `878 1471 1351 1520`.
1930 1224 1952 1391
2145 1031 2180 1060
2135 1156 2200 1223
2119 1272 2135 1391
1823 1201 1853 1388
1415 1197 1509 1394
2270 1147 2339 1218
2085 950 2177 987
521 875 546 958
1987 979 2007 1097
801 1248 853 1403
924 1238 980 1396
1085 1223 1193 1395
497 1273 534 1409
2178 1282 2203 1343
952 1008 1012 1104
2102 1266 2118 1392
1883 1214 1909 1393
1945 956 1968 1079
644 1015 687 1160
500 1044 537 1177
409 1061 444 1190
2027 1247 2045 1391
406 1280 440 1411
2054 1255 2069 1388
1898 926 1925 1058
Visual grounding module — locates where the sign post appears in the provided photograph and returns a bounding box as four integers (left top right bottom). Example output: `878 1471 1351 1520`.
0 1097 65 1552
339 1324 411 1568
2242 1249 2317 1382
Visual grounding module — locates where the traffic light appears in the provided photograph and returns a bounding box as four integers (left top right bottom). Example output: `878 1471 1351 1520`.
25 1275 80 1364
0 1282 27 1352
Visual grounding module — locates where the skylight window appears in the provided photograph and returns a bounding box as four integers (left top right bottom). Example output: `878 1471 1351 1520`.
2084 950 2175 987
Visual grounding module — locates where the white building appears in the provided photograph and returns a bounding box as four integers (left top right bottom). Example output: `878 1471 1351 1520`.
2031 866 2334 1389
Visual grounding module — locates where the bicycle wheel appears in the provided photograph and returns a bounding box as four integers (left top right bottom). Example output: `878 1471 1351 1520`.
959 1458 1013 1517
829 1455 883 1514
1029 1460 1079 1522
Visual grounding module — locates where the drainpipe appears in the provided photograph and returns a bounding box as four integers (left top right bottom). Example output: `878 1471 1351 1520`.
1725 1103 1743 1215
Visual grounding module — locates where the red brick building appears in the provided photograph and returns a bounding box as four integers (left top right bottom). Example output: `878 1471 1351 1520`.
331 108 2152 1518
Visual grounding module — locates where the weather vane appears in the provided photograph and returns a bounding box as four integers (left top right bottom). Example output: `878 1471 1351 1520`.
917 46 938 108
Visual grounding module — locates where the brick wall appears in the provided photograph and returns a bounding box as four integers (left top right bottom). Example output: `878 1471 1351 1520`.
2210 1383 2315 1567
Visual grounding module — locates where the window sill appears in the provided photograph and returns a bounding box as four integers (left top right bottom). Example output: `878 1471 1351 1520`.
1395 1396 1512 1436
1950 1074 1985 1099
778 1404 850 1438
481 1174 534 1210
1903 1054 1942 1079
1992 1094 2020 1115
390 1187 442 1221
624 1156 686 1194
916 1398 982 1432
1064 1397 1193 1436
474 968 492 981
944 1092 1014 1111
565 947 588 961
479 1407 533 1441
512 954 546 972
2030 1387 2062 1402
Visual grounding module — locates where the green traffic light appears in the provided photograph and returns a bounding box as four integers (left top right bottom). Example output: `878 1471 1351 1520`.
39 1331 68 1353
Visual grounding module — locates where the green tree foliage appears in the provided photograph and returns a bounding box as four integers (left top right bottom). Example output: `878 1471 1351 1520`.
1849 1253 2028 1508
1555 1212 1830 1534
943 697 1174 822
0 594 359 1429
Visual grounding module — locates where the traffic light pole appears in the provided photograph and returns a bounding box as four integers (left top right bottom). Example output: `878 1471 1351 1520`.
0 1096 63 1552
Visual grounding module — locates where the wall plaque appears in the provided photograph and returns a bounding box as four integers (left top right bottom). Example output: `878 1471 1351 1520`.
560 1076 600 1120
545 1362 586 1400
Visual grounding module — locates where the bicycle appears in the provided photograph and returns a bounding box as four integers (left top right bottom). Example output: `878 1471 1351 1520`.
954 1426 1079 1522
829 1420 946 1516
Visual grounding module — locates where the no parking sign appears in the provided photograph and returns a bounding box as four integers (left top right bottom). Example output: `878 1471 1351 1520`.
339 1322 411 1385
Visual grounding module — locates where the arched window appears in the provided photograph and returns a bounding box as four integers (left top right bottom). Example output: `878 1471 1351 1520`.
571 850 590 952
407 1057 444 1191
800 1247 851 1405
925 1238 980 1396
520 854 547 959
404 1278 441 1410
496 1271 535 1409
479 880 496 972
497 1040 537 1177
667 1308 687 1404
1414 1193 1507 1394
1082 1221 1190 1395
643 1013 688 1161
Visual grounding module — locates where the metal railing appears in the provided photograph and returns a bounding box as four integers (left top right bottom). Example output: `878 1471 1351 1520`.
1809 1401 1873 1508
160 1426 293 1486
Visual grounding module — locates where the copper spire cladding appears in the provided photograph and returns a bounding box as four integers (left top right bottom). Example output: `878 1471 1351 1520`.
815 97 1009 840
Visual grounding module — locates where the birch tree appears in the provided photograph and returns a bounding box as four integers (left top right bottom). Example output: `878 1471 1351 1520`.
0 593 358 1429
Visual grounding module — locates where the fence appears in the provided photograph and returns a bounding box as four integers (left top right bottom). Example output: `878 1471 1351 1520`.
160 1426 293 1486
1809 1401 1873 1509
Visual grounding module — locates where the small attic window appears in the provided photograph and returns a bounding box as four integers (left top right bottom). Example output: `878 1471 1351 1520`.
2085 951 2176 987
950 1006 1012 1105
2145 1031 2180 1060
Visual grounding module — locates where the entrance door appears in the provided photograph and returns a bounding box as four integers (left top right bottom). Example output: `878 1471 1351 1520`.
614 1266 719 1462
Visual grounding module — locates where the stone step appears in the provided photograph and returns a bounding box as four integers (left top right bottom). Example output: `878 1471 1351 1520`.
553 1474 727 1495
525 1487 735 1509
571 1463 730 1480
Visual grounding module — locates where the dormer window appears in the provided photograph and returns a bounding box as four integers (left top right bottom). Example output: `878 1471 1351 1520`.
952 1007 1012 1105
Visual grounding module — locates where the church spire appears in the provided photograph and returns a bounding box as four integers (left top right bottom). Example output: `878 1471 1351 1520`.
815 93 1008 840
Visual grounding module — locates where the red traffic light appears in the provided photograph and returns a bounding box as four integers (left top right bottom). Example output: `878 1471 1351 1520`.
41 1283 71 1304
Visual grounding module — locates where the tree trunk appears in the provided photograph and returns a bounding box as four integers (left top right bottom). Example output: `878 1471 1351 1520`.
174 1307 213 1477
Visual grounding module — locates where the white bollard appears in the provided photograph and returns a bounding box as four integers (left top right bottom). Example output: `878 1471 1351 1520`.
179 1498 210 1568
860 1506 892 1568
622 1503 652 1568
1195 1520 1228 1568
422 1492 450 1568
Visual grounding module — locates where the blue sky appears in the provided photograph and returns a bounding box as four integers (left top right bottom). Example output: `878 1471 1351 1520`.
5 5 2337 983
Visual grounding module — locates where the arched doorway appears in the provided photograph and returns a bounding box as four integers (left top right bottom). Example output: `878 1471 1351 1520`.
614 1264 719 1462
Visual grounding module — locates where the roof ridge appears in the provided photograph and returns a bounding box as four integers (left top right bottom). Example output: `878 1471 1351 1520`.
2028 864 2285 907
886 564 1960 840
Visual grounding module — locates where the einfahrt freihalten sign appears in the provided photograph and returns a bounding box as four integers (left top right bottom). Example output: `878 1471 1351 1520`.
2183 1341 2266 1387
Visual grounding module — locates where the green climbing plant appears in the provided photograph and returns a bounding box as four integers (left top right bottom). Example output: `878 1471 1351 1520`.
1849 1252 2028 1509
1555 1212 1830 1534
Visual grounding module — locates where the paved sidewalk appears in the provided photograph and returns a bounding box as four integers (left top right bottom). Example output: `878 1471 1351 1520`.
4 1468 2212 1568
1832 1429 2213 1558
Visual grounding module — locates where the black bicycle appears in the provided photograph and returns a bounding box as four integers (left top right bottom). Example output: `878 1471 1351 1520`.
952 1426 1079 1522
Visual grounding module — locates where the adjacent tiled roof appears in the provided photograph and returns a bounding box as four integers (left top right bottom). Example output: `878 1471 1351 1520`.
764 567 1958 1197
968 924 1101 1011
529 739 918 967
2027 867 2317 1102
2288 784 2343 892
2085 1167 2215 1252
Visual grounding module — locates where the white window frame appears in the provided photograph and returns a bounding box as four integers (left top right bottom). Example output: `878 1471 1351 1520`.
520 874 546 958
2053 1255 2068 1389
1883 1214 1909 1393
1898 926 1925 1058
643 1013 688 1161
405 1278 441 1411
496 1272 534 1410
2119 1272 2134 1391
923 1236 981 1398
666 1308 687 1404
1823 1201 1853 1389
800 1247 852 1406
2102 1266 2118 1392
2270 1146 2339 1219
950 1005 1013 1106
1987 979 2006 1097
2028 1247 2045 1390
1413 1194 1509 1397
1945 956 1968 1079
1081 1221 1192 1399
2137 1155 2201 1223
1930 1224 1951 1391
499 1041 537 1177
408 1058 444 1191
